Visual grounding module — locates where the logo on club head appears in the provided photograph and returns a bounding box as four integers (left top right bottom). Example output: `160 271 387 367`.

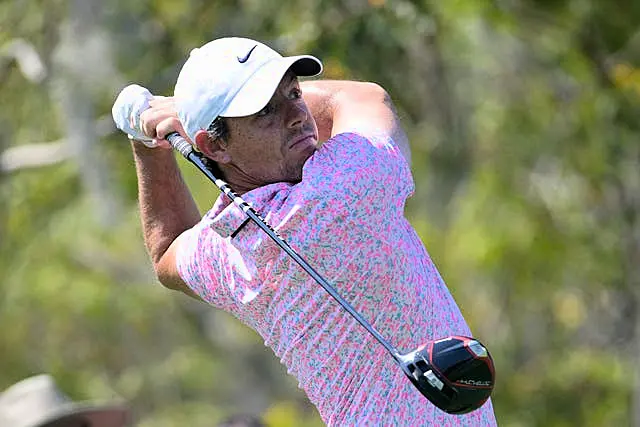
456 379 493 387
237 45 258 63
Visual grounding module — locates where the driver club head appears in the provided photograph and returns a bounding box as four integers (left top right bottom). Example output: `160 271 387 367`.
398 336 495 414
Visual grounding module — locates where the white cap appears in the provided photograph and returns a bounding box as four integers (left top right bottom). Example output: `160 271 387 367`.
174 37 323 142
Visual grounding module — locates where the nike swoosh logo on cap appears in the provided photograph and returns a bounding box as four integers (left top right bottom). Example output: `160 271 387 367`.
237 45 258 63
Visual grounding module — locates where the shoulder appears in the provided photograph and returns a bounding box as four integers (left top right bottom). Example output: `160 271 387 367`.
296 131 414 203
307 131 408 172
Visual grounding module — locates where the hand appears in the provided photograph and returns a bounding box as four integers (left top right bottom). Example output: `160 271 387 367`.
112 84 191 149
139 96 191 149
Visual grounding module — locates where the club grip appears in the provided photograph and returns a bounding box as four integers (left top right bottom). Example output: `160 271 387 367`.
167 132 193 157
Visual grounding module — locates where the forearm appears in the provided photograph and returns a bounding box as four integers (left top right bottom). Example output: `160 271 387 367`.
132 142 201 266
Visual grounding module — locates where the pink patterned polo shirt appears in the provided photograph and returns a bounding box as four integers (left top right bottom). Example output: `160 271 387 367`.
176 132 497 426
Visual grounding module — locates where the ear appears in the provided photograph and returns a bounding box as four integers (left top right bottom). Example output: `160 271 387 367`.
194 130 232 164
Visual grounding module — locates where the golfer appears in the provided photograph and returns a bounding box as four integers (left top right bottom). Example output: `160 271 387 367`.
118 36 498 426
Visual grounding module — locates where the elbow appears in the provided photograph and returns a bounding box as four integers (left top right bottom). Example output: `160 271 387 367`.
351 82 397 114
334 81 389 105
153 257 201 301
154 262 174 290
369 83 395 110
149 251 168 286
152 254 182 291
355 81 389 103
146 234 195 296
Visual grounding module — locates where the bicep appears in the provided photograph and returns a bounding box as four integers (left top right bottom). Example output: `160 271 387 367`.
331 83 411 165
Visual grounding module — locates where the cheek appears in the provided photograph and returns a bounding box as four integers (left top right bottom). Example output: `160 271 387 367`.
234 128 283 160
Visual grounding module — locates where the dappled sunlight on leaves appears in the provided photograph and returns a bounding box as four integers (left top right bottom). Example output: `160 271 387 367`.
1 0 639 425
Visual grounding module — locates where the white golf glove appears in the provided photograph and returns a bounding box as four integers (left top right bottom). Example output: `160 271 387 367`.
111 84 158 148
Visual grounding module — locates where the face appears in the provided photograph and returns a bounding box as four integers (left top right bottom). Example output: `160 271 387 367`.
205 71 319 190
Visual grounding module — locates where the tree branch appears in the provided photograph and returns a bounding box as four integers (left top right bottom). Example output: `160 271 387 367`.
0 115 116 173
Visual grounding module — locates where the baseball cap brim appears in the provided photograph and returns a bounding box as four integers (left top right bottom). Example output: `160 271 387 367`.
220 55 322 118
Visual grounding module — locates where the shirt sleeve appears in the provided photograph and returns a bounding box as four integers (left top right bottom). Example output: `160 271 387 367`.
175 216 241 310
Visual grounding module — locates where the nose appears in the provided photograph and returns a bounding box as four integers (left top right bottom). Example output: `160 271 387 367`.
286 100 308 129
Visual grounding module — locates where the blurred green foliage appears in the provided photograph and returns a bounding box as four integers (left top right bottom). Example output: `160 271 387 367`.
1 0 638 425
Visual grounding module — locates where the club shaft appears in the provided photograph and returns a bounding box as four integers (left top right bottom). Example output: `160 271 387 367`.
168 133 401 360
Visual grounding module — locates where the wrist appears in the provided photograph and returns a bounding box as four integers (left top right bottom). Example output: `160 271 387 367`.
128 133 159 148
131 140 173 158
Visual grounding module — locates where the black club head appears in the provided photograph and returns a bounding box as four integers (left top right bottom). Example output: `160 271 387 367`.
399 336 495 414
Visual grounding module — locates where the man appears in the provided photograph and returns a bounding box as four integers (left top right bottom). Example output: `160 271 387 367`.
115 37 497 425
0 374 130 427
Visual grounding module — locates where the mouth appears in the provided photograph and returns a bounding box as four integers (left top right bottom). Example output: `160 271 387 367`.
289 134 316 150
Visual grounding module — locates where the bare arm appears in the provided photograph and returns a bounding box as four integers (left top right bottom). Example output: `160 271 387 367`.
132 98 202 299
301 80 411 164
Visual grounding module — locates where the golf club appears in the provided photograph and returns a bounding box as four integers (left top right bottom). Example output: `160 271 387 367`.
113 85 496 414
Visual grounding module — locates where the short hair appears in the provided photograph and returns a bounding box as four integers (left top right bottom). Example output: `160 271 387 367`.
202 117 229 179
207 116 229 142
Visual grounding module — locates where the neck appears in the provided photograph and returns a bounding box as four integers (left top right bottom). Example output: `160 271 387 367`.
217 163 264 195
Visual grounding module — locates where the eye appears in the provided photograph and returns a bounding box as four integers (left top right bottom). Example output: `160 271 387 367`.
256 103 273 117
289 87 302 100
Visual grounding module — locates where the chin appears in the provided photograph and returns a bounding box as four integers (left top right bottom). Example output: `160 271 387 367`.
283 165 305 183
290 170 304 183
285 151 313 181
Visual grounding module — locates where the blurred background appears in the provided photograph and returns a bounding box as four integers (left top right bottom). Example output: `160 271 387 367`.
1 0 639 425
